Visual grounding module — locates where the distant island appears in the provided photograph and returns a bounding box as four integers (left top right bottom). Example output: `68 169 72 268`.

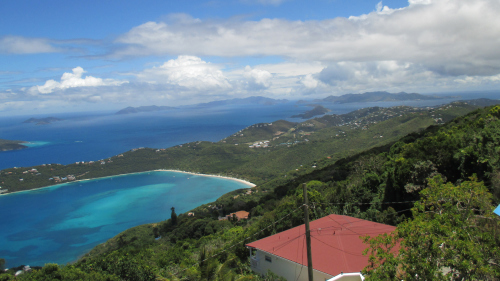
316 91 454 104
291 105 330 119
195 96 289 107
23 117 63 125
116 105 176 115
0 139 27 151
116 96 289 114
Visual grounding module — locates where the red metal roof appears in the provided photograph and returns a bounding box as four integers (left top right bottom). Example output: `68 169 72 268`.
246 214 396 276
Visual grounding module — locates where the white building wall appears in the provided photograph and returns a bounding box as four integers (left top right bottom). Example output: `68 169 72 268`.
251 250 333 281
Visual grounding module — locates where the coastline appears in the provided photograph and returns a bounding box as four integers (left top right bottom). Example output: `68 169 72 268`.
156 169 256 187
0 170 255 196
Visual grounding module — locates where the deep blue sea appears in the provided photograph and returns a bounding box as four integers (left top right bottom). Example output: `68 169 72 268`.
0 98 470 170
0 95 493 267
0 103 308 170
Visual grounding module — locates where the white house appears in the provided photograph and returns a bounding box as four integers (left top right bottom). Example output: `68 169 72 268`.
246 214 397 281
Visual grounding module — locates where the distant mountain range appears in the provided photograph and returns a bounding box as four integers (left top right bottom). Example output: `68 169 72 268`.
316 91 453 104
116 105 176 115
116 92 457 115
195 96 289 107
23 117 64 125
116 96 289 114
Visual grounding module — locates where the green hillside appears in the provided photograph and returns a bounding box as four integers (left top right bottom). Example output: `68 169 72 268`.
0 101 486 194
2 102 500 280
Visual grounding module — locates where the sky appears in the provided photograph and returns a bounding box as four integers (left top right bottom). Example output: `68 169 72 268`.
1 0 500 115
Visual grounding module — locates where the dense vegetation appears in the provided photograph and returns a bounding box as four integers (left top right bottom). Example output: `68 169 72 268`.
0 101 487 194
1 102 500 280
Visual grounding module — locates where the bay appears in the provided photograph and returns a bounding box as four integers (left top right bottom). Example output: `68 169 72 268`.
0 95 479 268
0 171 251 267
0 103 308 170
0 98 469 171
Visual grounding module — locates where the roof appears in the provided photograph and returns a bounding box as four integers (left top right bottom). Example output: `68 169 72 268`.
231 210 249 220
246 214 396 277
494 204 500 217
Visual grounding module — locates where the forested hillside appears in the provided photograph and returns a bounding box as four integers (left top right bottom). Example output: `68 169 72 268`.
0 101 488 193
2 104 500 280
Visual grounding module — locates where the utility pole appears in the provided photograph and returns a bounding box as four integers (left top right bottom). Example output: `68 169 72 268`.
303 183 314 281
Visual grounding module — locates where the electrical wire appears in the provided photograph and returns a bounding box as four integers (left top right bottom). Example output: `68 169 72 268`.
179 200 415 274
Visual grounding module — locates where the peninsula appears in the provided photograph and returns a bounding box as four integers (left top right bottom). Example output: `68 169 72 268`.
1 98 498 195
0 139 27 152
291 105 330 119
1 102 500 280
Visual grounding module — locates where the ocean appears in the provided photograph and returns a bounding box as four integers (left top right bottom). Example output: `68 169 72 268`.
0 103 307 170
0 95 486 267
0 98 467 170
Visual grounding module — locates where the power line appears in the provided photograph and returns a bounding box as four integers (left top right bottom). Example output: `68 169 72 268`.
181 204 305 272
178 201 414 274
310 200 417 206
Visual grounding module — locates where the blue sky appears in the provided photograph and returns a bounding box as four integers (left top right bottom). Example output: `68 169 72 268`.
1 0 499 115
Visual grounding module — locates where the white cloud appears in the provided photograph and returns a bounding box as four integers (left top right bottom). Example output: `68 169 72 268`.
300 74 319 89
29 67 128 94
114 0 500 78
409 0 432 5
0 36 60 54
243 66 272 89
137 56 231 90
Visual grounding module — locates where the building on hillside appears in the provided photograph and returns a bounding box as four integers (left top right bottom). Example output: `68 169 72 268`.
219 210 249 221
246 214 397 281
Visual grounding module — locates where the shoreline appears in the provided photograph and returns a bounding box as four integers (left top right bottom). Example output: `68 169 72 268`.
156 169 256 187
0 170 255 196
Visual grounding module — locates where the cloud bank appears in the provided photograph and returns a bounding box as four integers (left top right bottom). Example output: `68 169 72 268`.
114 0 500 78
2 0 500 114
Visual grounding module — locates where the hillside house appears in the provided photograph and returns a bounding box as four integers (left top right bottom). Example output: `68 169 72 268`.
246 214 396 281
219 210 249 221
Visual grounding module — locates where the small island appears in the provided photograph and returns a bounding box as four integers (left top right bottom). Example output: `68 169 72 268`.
291 105 330 119
0 139 27 152
23 117 64 125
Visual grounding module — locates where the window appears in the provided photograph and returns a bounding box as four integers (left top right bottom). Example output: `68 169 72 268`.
265 255 272 263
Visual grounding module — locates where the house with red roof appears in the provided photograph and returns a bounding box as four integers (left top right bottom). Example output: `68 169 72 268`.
246 214 396 281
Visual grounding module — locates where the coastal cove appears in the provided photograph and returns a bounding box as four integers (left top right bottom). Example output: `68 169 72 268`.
0 170 253 267
0 96 469 171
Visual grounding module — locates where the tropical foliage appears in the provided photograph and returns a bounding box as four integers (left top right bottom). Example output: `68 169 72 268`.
2 104 500 280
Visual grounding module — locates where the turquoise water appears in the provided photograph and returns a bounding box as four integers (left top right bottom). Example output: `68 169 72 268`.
22 141 52 148
0 171 250 267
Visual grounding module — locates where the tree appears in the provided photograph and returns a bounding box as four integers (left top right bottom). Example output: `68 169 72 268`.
171 206 178 225
363 176 500 280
